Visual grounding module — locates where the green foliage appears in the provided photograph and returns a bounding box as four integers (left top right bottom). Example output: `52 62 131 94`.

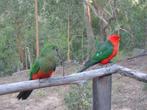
0 0 85 76
0 0 147 76
72 36 84 61
113 0 147 50
0 30 18 76
64 82 92 110
0 0 35 76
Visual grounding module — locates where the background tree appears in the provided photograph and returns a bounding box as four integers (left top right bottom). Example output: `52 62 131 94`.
0 0 146 77
34 0 39 57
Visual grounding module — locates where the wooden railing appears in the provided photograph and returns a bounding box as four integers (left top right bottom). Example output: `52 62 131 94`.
0 64 147 110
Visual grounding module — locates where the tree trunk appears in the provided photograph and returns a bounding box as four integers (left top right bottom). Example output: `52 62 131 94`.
81 32 84 61
67 13 72 62
25 47 32 69
16 38 26 70
144 19 147 48
83 0 95 58
15 18 26 70
93 0 107 38
34 0 39 57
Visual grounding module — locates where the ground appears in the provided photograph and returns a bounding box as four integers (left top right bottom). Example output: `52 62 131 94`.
0 56 147 110
112 56 147 110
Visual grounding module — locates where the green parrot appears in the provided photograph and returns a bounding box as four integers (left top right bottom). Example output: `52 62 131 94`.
17 44 58 100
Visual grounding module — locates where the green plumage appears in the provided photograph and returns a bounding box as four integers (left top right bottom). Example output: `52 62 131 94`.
29 44 57 79
79 41 113 72
17 44 58 100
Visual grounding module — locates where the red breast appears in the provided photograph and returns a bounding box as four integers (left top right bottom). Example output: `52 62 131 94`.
100 34 120 64
32 70 54 80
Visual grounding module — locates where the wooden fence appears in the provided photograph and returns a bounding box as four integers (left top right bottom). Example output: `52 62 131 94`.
0 64 147 110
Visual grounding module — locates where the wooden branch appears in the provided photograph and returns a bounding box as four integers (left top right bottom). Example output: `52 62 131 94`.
119 28 134 38
0 65 119 95
117 65 147 83
0 64 147 95
87 2 108 24
127 52 147 60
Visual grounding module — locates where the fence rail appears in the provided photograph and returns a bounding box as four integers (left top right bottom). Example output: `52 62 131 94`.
0 64 147 110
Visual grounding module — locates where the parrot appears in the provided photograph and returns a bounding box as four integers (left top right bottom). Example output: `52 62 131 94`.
79 34 120 72
17 44 58 100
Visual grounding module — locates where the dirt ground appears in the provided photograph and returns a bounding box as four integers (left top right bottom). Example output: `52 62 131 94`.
112 56 147 110
0 56 147 110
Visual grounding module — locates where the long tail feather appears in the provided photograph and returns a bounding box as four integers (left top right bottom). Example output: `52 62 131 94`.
78 66 89 72
79 60 99 72
17 90 33 100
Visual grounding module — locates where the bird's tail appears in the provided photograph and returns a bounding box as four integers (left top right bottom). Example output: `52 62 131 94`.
17 90 33 100
78 66 89 72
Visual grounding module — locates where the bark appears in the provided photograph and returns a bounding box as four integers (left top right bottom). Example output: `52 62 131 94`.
67 12 72 62
16 39 25 69
15 18 26 70
34 0 39 57
25 47 32 69
83 0 95 58
145 19 147 48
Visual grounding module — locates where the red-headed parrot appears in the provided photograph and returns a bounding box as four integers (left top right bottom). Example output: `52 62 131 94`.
79 34 120 72
17 44 58 100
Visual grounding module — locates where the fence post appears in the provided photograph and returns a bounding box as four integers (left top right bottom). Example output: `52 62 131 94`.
92 75 112 110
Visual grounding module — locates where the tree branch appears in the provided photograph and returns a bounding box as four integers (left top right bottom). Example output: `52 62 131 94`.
127 51 147 60
0 64 147 95
0 65 119 95
118 65 147 83
87 1 108 24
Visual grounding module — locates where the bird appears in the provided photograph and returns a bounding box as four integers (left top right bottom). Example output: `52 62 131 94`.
17 44 58 100
79 34 120 72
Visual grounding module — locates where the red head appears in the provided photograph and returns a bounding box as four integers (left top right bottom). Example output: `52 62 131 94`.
107 34 120 43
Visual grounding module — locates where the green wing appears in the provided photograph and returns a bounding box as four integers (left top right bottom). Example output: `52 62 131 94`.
84 41 113 67
29 59 40 80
